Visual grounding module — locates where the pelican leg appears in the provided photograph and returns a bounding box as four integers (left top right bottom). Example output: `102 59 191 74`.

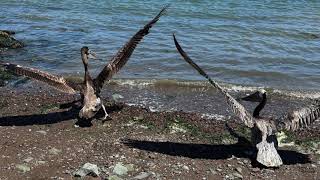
101 103 109 120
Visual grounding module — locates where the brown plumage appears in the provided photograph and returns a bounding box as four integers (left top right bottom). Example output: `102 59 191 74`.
173 34 254 128
0 62 80 94
94 5 168 94
240 90 320 131
173 33 320 167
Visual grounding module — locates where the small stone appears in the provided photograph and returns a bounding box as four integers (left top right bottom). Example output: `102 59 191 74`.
133 172 152 179
23 157 33 163
133 115 144 121
243 159 249 164
233 172 243 179
311 164 317 168
225 174 234 180
209 168 217 175
235 167 242 174
216 168 222 172
36 130 47 135
73 163 100 177
36 161 46 165
112 94 124 102
125 164 134 172
251 167 260 172
113 163 129 176
182 165 189 171
49 148 61 155
16 164 31 173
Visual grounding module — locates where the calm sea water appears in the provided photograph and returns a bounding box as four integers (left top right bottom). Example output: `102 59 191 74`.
1 0 320 91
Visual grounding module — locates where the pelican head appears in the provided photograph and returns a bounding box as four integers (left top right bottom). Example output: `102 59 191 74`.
241 89 267 102
80 46 97 66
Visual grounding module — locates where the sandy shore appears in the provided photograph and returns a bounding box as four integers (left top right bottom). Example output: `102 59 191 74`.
0 84 319 179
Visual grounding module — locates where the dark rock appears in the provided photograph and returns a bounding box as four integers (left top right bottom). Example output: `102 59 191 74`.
0 30 24 49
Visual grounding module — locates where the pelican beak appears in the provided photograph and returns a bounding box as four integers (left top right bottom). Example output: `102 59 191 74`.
88 50 97 59
240 91 263 102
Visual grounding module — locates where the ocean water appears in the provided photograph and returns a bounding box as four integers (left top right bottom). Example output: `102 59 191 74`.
1 0 320 91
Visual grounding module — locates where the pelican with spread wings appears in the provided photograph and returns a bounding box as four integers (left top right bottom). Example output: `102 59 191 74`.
173 34 320 167
0 6 167 122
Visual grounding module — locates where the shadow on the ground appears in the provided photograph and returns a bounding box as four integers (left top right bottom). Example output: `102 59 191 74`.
0 108 79 126
122 123 311 167
122 139 310 166
0 101 124 126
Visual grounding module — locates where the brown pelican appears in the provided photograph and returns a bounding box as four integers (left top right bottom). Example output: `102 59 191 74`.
173 34 320 167
0 6 167 122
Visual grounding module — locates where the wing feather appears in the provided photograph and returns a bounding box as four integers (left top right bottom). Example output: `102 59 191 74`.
1 63 79 94
173 34 254 128
280 103 320 131
93 5 168 93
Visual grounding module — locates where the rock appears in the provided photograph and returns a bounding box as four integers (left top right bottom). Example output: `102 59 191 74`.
36 161 46 165
133 172 152 179
73 163 100 177
235 167 242 174
251 167 260 172
0 30 24 48
133 115 144 121
113 162 130 176
125 164 134 172
49 148 62 155
108 175 123 180
36 130 47 135
182 165 189 171
16 164 31 173
23 157 34 163
225 174 234 180
209 168 217 175
112 94 124 102
233 172 243 179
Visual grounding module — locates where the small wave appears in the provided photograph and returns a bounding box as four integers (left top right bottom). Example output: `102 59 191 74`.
108 78 320 99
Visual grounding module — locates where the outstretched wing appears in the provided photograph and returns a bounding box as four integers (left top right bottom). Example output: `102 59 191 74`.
1 62 80 94
279 103 320 131
93 6 168 93
173 34 255 128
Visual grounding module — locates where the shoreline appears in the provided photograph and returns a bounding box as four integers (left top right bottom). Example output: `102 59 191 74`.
0 85 319 179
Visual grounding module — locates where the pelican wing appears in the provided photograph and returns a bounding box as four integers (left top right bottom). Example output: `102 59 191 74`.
1 63 79 94
173 34 255 128
279 103 320 131
94 6 168 93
